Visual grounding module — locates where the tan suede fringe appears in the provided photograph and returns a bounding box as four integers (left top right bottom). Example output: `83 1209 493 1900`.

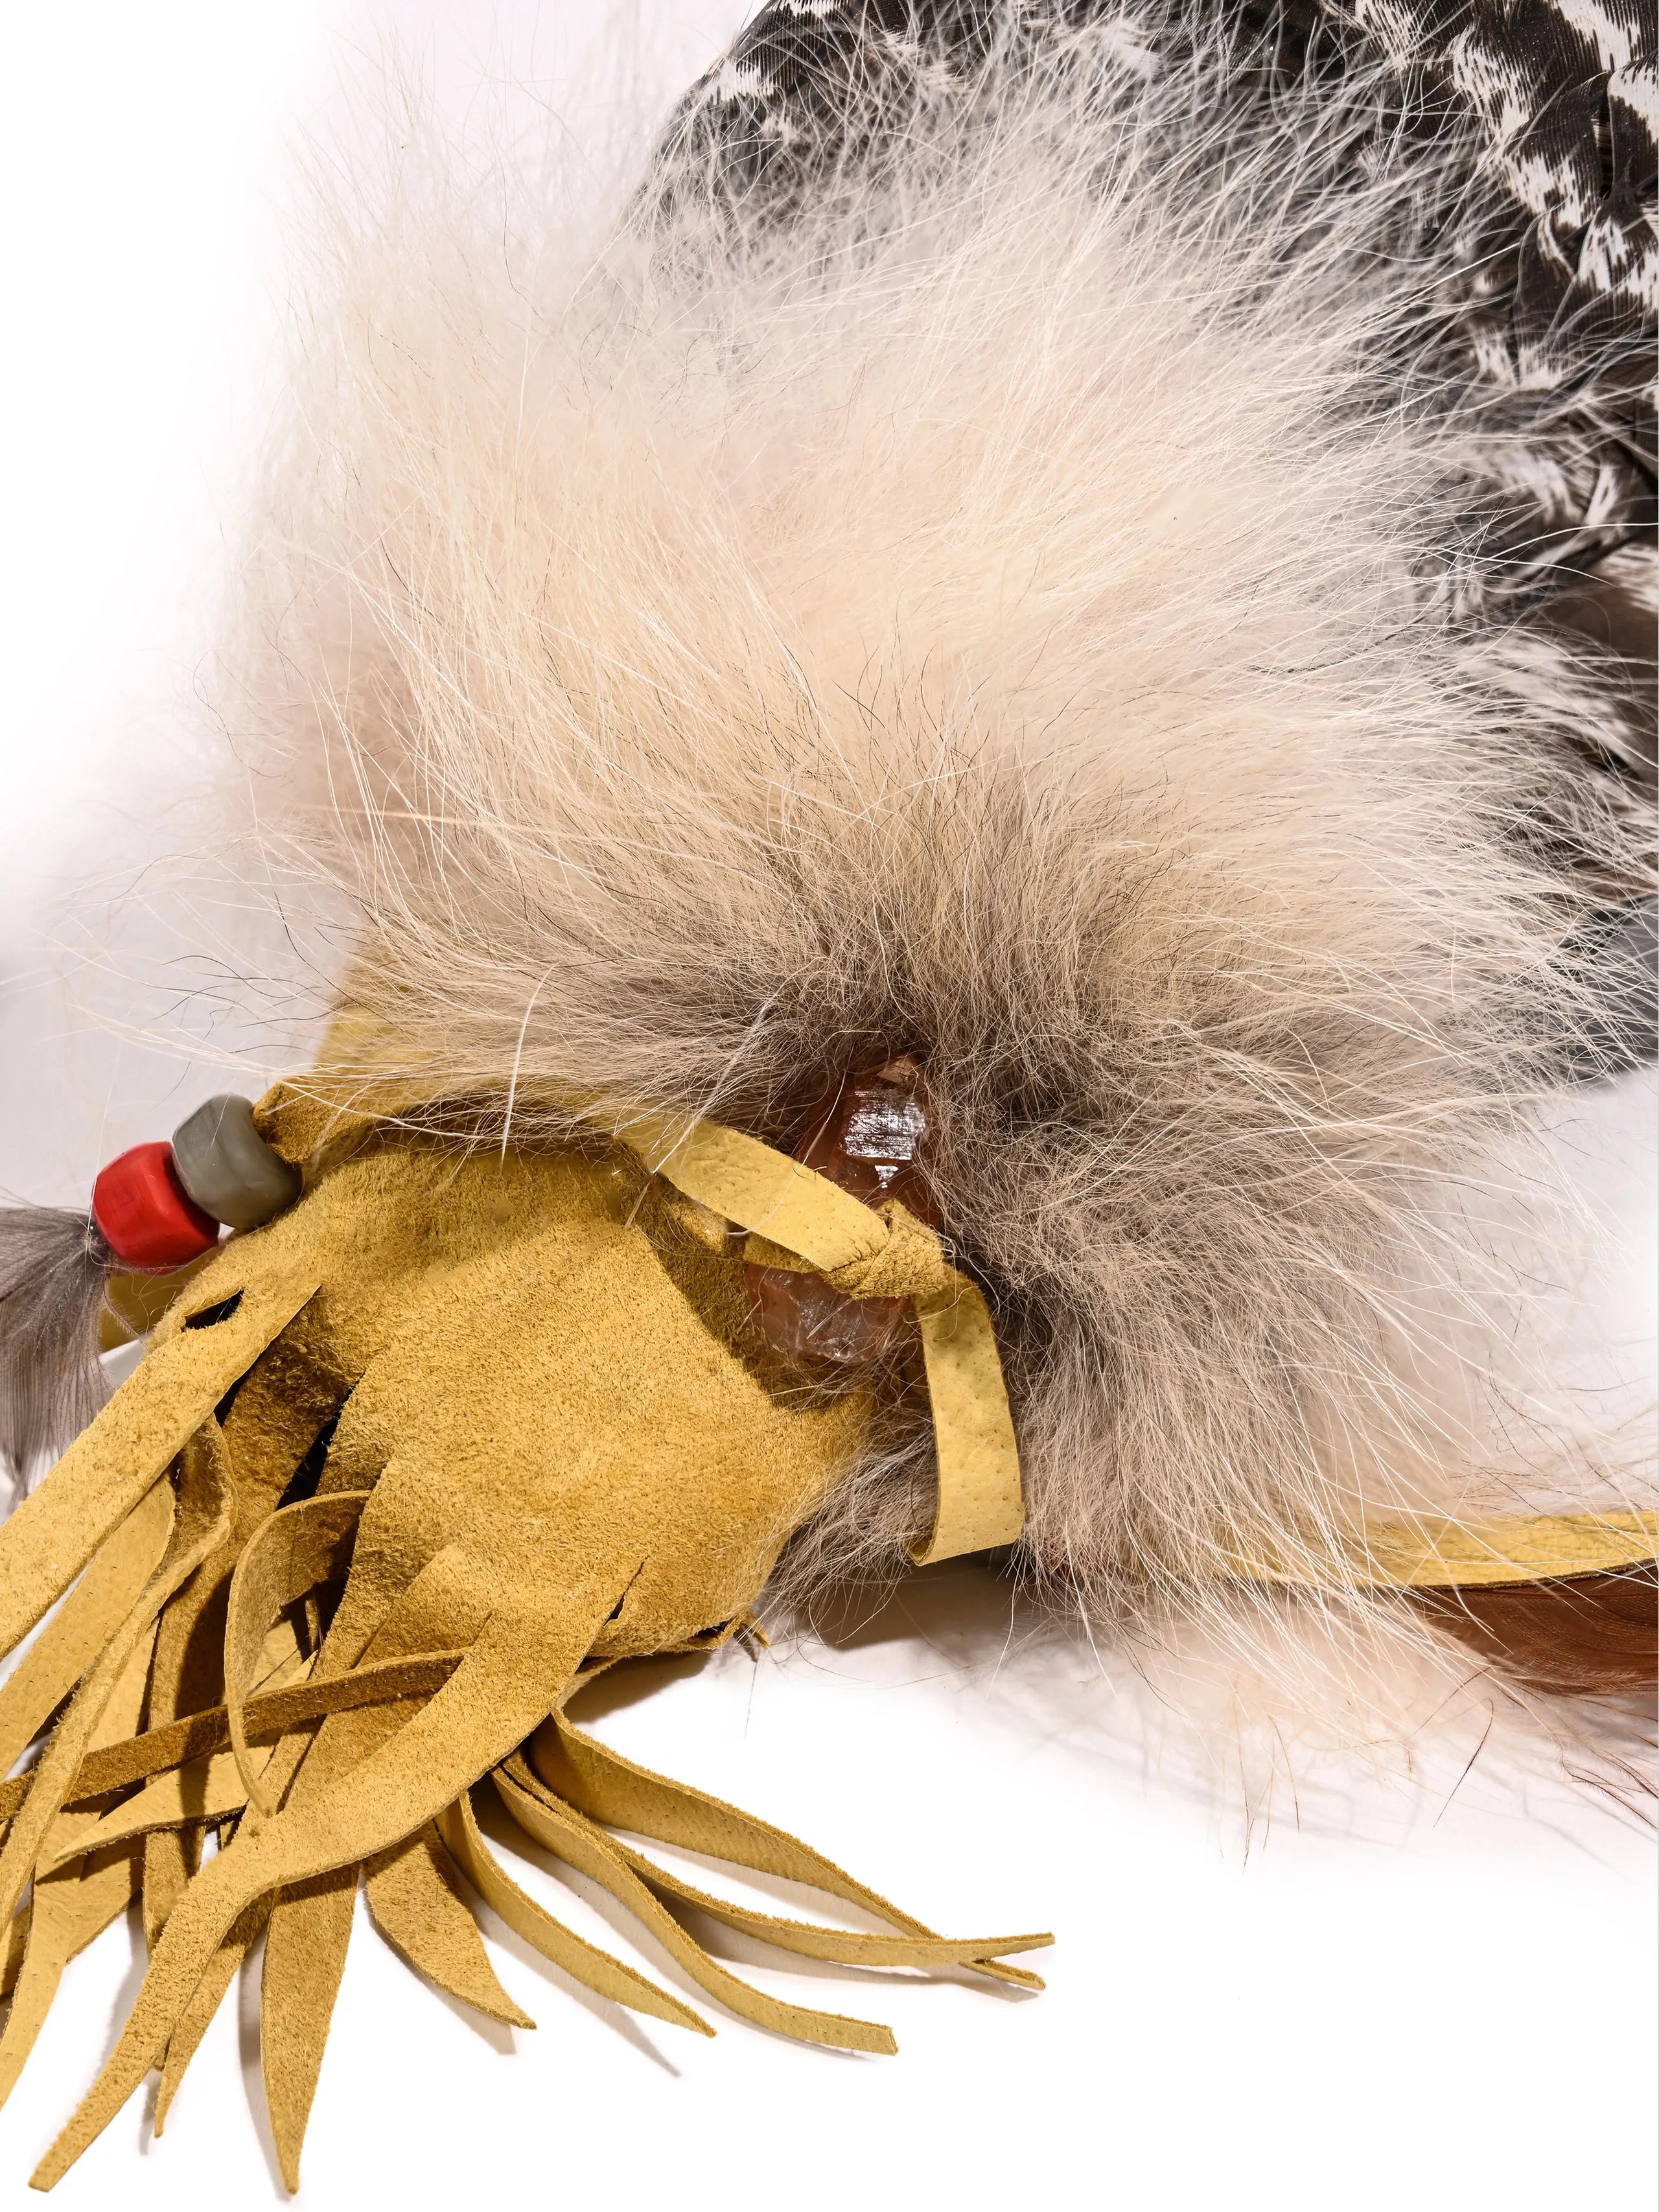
0 1110 1052 2191
0 1097 1648 2189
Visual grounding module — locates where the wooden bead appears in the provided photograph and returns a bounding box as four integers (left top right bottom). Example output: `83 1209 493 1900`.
91 1144 221 1274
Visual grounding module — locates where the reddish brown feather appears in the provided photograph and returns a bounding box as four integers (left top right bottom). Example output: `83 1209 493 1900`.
1412 1568 1658 1697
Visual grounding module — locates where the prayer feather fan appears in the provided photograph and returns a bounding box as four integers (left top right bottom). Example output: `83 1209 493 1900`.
0 3 1653 2189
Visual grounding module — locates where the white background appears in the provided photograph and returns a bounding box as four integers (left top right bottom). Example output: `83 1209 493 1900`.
0 9 1654 2209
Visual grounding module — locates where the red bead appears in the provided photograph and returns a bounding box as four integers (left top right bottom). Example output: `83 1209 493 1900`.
92 1143 221 1273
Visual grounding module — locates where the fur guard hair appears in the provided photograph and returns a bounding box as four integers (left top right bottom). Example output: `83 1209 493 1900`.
230 14 1651 1670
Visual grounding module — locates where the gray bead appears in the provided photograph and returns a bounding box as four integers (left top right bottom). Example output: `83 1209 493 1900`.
170 1095 302 1231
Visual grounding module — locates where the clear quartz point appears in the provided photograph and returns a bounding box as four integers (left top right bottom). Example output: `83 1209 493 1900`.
746 1057 937 1365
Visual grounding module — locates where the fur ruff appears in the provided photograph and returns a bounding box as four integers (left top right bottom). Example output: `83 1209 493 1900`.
229 17 1651 1657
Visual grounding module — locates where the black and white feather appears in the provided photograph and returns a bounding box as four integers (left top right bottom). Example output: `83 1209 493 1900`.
664 0 1658 854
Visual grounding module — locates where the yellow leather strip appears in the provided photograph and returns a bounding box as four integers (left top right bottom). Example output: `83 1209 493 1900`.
0 1474 174 1781
1235 1509 1659 1590
255 1076 1024 1565
0 1650 468 1829
0 1426 231 1938
493 1756 899 2055
99 1251 218 1351
39 1752 255 1874
640 1125 1024 1564
0 1854 139 2118
35 1567 632 2189
0 1905 28 2001
248 1077 1651 1594
437 1787 706 2034
0 1275 316 1660
912 1283 1024 1562
0 1617 157 2114
161 1575 395 2146
154 1901 270 2136
634 1114 887 1272
44 1627 312 1877
365 1825 534 2030
253 1073 443 1163
537 1713 1049 1988
610 1836 1047 1970
642 1121 1654 1587
223 1493 368 1813
0 1885 108 2110
255 1537 504 2193
262 1869 356 2193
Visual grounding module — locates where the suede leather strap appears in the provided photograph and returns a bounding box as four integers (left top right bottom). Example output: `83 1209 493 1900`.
636 1118 1024 1561
248 1079 1653 1590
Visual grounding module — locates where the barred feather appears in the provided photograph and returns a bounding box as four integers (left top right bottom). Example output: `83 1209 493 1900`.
0 1209 111 1490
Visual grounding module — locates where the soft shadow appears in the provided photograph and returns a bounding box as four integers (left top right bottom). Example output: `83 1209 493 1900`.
364 1914 517 2054
469 1791 683 2075
482 1745 1047 2005
566 1651 708 1724
100 1898 151 2069
103 1899 163 2164
594 1835 903 1927
236 1921 288 2198
795 1559 1028 1656
473 1791 869 2064
472 1789 1007 2056
667 1899 1045 2005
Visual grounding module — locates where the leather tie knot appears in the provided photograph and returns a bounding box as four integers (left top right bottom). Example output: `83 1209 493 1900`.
820 1201 962 1310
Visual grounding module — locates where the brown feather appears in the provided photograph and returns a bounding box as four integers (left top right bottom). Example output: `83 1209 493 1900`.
1411 1570 1658 1697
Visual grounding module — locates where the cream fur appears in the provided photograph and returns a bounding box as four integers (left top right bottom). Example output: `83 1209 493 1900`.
229 17 1649 1647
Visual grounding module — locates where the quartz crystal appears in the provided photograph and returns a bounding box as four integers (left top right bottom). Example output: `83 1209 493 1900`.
747 1057 937 1364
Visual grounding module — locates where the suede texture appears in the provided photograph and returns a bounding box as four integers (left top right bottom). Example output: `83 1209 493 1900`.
3 1106 1647 2193
15 1129 1047 2192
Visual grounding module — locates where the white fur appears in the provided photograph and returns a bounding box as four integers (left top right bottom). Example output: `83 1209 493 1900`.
226 16 1650 1675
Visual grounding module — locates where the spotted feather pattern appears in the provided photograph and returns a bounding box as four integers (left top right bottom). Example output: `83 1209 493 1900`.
658 0 1656 824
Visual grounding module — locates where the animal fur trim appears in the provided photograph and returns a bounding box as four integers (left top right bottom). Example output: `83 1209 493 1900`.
233 16 1651 1647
